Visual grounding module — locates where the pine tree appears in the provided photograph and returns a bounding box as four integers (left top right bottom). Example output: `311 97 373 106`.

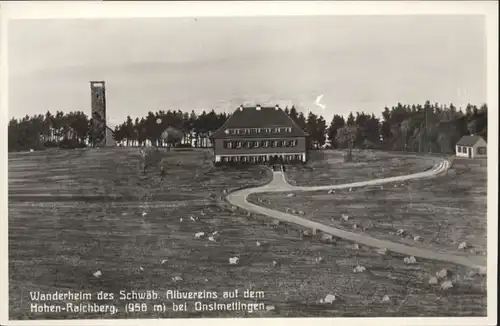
327 115 345 148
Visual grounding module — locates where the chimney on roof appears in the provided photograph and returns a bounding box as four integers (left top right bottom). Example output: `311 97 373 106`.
275 104 280 110
256 104 261 111
239 105 243 111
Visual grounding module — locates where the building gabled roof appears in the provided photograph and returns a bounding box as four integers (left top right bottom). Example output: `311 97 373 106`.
456 135 485 147
211 106 309 139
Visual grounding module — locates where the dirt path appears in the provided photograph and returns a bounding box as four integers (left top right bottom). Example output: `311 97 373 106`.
226 160 487 271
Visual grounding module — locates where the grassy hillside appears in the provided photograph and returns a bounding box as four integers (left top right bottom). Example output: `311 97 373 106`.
284 150 442 186
8 149 486 319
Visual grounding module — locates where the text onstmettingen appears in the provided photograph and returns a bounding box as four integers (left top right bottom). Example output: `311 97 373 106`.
28 290 268 315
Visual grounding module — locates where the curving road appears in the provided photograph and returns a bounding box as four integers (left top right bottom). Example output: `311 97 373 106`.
226 160 487 271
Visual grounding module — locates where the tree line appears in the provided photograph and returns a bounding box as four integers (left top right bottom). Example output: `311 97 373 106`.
325 102 487 160
8 101 487 155
8 109 228 151
111 109 228 148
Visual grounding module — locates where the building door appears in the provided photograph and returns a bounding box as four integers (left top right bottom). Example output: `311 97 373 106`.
270 155 277 165
468 147 472 159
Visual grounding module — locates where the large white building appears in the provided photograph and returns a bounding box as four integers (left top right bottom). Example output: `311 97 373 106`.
210 105 309 164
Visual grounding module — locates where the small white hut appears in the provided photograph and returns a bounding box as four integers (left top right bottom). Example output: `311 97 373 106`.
455 135 487 159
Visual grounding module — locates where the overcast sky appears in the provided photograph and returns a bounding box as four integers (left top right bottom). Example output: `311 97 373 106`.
8 15 486 125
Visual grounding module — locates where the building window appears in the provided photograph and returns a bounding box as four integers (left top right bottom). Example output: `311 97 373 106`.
223 141 228 149
457 146 461 153
227 141 233 149
277 140 283 147
247 141 253 149
477 147 486 155
272 140 278 147
236 141 242 148
263 140 270 148
254 141 260 148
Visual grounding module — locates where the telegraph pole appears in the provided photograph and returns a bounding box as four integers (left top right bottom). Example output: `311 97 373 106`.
423 106 427 153
424 106 428 153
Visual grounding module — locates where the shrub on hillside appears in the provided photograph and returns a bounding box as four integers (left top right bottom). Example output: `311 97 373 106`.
44 141 59 149
343 151 353 162
141 148 166 172
59 138 87 149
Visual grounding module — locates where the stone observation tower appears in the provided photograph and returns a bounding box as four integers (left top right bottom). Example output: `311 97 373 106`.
90 81 115 146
